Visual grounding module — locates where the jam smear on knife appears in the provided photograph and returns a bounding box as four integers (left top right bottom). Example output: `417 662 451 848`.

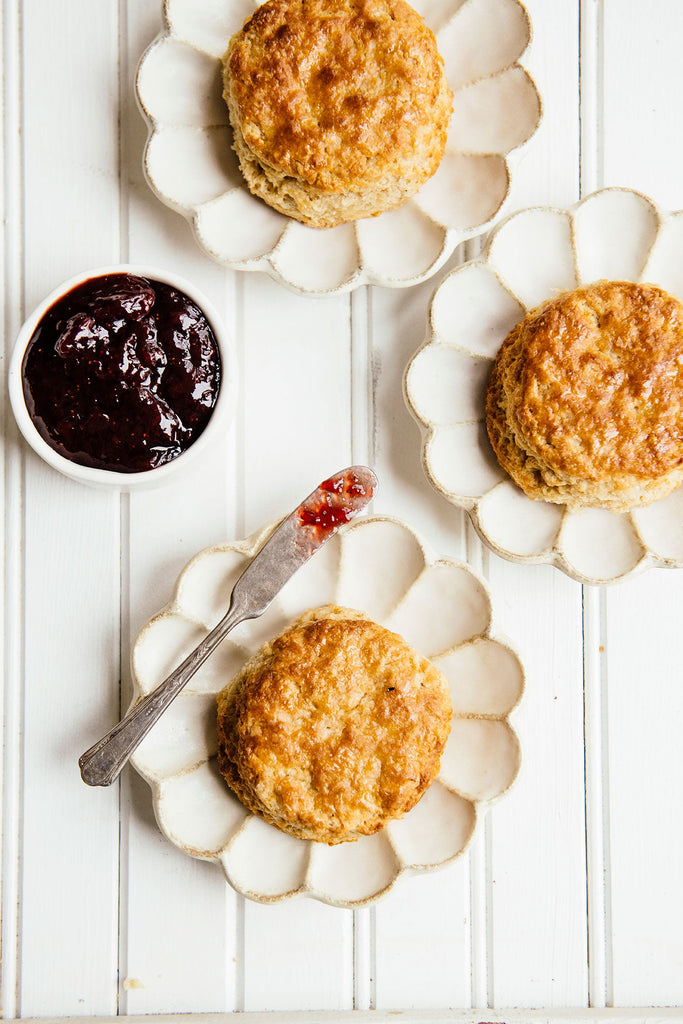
298 468 376 538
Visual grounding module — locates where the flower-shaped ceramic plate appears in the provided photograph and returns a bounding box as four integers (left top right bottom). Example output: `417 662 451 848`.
135 0 541 295
405 187 683 585
130 514 524 907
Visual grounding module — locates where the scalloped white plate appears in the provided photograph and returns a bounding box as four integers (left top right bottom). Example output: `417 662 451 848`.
130 514 524 907
135 0 541 296
405 187 683 585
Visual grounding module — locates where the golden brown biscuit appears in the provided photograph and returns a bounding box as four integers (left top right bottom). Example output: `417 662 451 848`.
216 606 452 844
222 0 453 228
485 280 683 511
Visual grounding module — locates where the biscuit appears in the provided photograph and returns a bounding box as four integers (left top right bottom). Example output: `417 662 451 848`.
222 0 453 229
485 280 683 511
216 605 452 844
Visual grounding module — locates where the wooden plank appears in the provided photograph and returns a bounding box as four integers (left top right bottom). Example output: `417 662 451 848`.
118 0 239 1014
243 900 354 1011
473 0 588 1008
1 0 24 1016
375 867 473 1009
373 1 587 1005
370 271 471 1010
602 0 683 210
118 0 356 1012
369 273 469 563
119 6 357 1000
486 565 586 1006
240 277 354 531
17 0 122 1015
603 573 683 1006
240 272 355 1011
601 0 683 1006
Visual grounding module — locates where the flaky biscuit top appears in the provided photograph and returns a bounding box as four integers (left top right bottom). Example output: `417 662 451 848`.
224 0 452 194
217 608 452 842
512 281 683 480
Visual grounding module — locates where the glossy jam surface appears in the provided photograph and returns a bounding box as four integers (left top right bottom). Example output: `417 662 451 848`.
21 273 221 473
298 468 376 538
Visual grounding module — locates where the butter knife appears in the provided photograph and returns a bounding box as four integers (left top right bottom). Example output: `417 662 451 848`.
79 465 377 787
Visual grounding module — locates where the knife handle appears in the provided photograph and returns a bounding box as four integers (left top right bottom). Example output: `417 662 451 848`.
78 599 248 787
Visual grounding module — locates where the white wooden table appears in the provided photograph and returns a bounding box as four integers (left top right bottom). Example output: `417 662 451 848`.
2 0 683 1019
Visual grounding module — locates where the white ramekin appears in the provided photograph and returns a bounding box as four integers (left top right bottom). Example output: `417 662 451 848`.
8 264 236 490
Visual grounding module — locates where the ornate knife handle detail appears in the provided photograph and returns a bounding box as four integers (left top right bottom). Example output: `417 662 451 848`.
79 599 247 786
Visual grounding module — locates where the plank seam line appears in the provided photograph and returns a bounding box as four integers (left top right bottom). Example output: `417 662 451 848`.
581 586 609 1009
578 0 605 197
1 0 27 1016
117 492 131 1016
350 284 375 1012
234 270 247 542
578 0 610 1008
116 0 130 1012
353 907 375 1011
117 0 129 266
234 268 247 1013
234 888 245 1012
597 587 613 1007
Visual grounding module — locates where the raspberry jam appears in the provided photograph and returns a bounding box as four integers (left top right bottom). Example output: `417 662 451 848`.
298 467 376 538
21 273 221 473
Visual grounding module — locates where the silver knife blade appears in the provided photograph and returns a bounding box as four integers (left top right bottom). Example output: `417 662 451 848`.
230 464 377 619
79 465 377 786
